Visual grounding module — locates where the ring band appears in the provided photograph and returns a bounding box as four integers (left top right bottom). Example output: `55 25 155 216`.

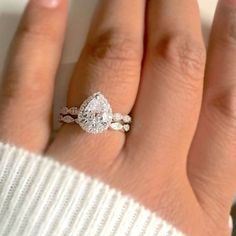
59 92 132 134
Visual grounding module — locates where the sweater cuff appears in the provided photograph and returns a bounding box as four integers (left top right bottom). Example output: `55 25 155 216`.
0 143 184 236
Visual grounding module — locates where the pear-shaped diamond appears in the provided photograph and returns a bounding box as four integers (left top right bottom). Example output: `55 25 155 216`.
77 92 113 134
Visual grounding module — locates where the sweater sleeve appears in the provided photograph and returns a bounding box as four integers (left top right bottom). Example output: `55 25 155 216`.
0 142 184 236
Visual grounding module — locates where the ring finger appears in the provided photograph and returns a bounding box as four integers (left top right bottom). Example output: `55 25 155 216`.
49 0 145 168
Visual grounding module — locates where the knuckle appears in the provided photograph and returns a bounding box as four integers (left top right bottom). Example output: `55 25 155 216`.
205 87 236 129
152 32 206 80
215 7 236 48
2 75 47 104
17 24 58 43
2 77 25 100
84 30 142 74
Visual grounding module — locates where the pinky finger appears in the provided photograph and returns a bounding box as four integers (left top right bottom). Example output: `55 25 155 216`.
188 0 236 223
0 0 68 152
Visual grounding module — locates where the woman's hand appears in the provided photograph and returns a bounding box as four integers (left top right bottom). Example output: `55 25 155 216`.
0 0 235 235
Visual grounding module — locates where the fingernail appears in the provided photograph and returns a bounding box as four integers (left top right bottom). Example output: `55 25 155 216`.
35 0 61 8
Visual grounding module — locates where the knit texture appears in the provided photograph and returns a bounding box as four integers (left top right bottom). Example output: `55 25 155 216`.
0 142 184 236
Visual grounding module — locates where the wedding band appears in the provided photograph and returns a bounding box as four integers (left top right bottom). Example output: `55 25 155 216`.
59 92 132 134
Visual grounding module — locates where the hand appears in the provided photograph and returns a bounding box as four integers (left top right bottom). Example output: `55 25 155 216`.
0 0 235 235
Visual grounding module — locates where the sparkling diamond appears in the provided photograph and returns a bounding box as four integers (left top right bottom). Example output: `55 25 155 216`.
123 124 130 132
123 115 131 123
61 107 69 115
110 122 123 131
113 113 123 122
69 107 79 115
62 115 74 123
77 92 113 134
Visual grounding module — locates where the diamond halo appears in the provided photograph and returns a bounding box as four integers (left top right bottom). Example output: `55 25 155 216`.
76 92 113 134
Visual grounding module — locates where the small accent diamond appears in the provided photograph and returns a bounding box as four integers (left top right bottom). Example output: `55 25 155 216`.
62 115 74 123
123 124 130 132
61 107 69 115
113 113 123 122
69 107 79 115
110 122 123 131
123 115 131 123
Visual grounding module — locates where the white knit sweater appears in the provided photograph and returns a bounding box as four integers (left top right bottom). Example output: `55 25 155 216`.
0 142 184 236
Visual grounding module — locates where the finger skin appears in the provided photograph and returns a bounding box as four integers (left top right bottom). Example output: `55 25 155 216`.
123 0 206 233
188 0 236 221
0 0 68 152
128 0 206 167
49 0 145 167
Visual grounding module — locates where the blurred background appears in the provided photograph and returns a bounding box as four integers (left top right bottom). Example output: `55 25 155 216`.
0 0 235 234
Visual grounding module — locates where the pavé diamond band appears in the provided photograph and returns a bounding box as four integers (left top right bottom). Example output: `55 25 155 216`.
59 92 132 134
